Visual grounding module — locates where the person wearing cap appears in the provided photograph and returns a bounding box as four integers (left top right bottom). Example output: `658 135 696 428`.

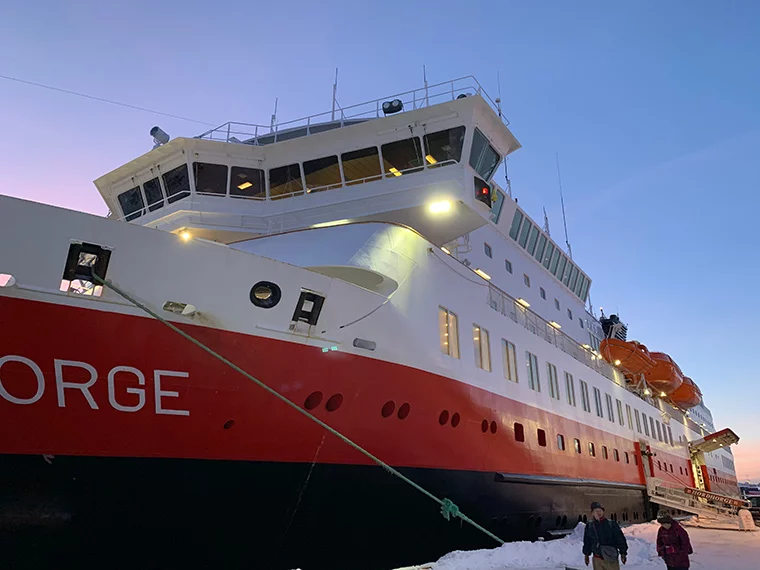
582 501 628 568
656 513 693 570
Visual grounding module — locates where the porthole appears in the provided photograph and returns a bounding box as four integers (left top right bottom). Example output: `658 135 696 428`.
304 391 323 410
439 410 450 425
481 419 489 433
381 401 396 418
490 420 498 434
249 281 282 309
451 413 461 427
325 393 343 412
223 419 235 430
398 403 411 420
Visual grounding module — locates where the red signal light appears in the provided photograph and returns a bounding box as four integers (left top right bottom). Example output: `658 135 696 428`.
481 187 489 195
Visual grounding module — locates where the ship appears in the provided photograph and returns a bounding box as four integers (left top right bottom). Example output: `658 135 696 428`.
0 76 748 570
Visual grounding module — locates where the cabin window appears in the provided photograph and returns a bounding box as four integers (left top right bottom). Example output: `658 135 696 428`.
230 167 266 199
118 186 144 221
514 422 525 442
589 442 596 457
537 429 547 447
616 399 625 426
473 324 491 372
505 259 513 274
602 446 609 459
502 339 518 383
162 164 191 204
508 210 524 240
635 409 642 433
547 363 560 401
303 155 342 193
580 380 591 413
469 128 501 180
567 308 573 321
518 221 532 248
593 387 603 418
524 274 531 287
143 177 164 211
605 393 615 422
579 318 584 329
542 242 554 269
484 243 492 258
656 421 663 442
540 287 546 300
439 307 460 359
574 438 581 454
642 413 650 437
342 147 382 185
269 163 303 199
534 234 547 261
193 162 228 195
526 351 540 392
668 426 674 446
565 372 577 407
626 404 634 430
557 434 566 451
423 126 465 166
650 417 657 440
555 298 560 311
625 452 630 464
614 449 620 462
381 137 424 177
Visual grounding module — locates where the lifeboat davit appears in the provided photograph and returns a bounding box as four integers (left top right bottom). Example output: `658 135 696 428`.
599 338 655 375
670 376 703 409
644 352 684 395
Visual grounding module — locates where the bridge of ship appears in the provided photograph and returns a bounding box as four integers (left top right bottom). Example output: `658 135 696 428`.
95 77 521 246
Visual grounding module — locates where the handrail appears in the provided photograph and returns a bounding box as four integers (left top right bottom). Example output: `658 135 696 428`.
486 284 619 384
196 76 507 144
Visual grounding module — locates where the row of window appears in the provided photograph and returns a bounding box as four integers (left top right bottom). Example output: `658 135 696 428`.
118 125 475 220
514 422 635 465
439 306 678 448
507 209 590 302
487 243 586 331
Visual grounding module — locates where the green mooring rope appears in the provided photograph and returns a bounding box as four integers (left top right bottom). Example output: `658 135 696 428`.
93 274 504 547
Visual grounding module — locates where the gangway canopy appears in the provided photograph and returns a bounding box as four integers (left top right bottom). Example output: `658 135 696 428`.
689 428 740 455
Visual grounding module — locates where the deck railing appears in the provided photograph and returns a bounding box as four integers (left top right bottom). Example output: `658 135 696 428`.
487 284 619 384
196 76 508 144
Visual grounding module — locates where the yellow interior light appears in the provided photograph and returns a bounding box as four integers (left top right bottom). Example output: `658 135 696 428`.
237 181 253 190
312 219 350 229
428 200 452 214
614 359 621 366
179 230 192 242
517 298 530 308
425 154 437 165
388 167 402 177
441 247 451 254
660 392 667 398
549 321 562 329
644 388 652 396
474 269 491 281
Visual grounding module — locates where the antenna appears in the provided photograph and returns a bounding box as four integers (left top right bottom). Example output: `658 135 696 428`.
504 157 513 198
331 68 338 120
496 71 503 117
543 207 551 236
270 98 278 133
556 153 572 259
423 65 429 107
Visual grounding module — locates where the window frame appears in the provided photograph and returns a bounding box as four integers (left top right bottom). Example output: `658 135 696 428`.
526 351 541 392
502 339 518 383
580 380 591 413
565 372 577 407
547 363 560 400
473 324 491 372
593 387 604 418
438 307 460 359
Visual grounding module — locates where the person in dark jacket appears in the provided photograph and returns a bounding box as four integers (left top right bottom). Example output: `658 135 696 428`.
582 502 628 569
656 514 693 570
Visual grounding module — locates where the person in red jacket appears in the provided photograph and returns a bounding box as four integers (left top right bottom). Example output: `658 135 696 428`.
656 514 693 570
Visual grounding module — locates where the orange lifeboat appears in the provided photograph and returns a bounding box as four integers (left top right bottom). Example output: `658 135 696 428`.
670 376 703 409
644 352 684 396
599 338 656 375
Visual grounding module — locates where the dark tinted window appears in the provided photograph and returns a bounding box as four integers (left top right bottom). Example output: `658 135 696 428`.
230 167 265 199
143 178 164 211
162 164 190 204
469 128 500 180
518 221 532 248
424 126 465 166
304 155 341 193
118 186 144 221
193 162 228 195
537 429 547 447
269 164 303 199
509 210 524 240
382 137 424 177
514 422 525 442
543 242 554 268
341 147 381 185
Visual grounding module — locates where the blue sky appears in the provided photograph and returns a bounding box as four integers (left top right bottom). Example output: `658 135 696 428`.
1 1 759 477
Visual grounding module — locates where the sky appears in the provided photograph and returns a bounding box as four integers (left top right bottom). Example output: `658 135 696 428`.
1 2 759 478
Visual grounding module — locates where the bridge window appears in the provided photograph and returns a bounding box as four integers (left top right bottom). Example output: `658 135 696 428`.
143 177 164 211
527 226 539 256
542 242 554 269
193 162 228 195
230 167 266 199
469 128 501 180
342 146 382 185
555 255 567 279
424 126 465 166
162 164 191 204
304 155 342 193
518 220 532 248
382 137 424 177
508 210 524 240
269 163 303 199
117 186 144 221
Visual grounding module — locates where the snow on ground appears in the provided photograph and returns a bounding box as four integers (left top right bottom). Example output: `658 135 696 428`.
429 521 760 570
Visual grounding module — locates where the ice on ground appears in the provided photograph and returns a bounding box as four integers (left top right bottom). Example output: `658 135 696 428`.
430 521 760 570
